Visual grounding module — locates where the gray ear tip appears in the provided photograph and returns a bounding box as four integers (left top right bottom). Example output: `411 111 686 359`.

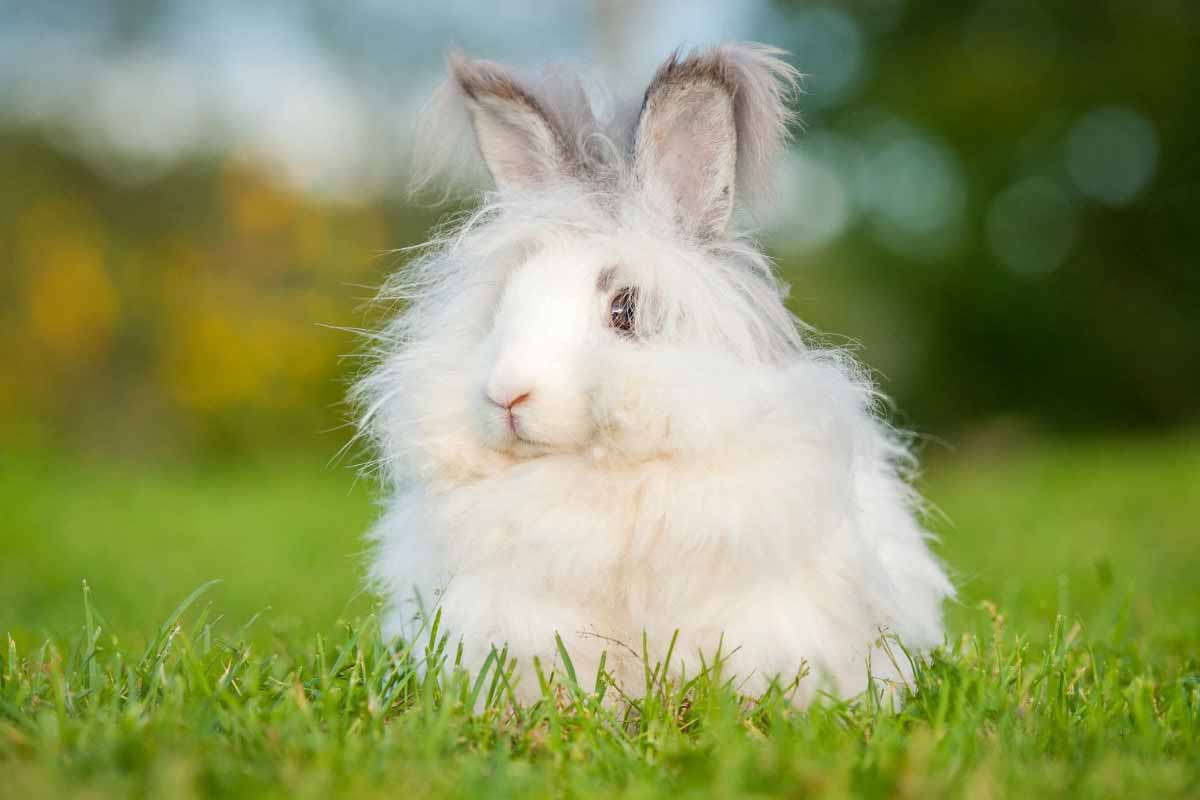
645 42 801 111
647 46 737 98
445 48 471 75
446 50 485 97
446 50 536 111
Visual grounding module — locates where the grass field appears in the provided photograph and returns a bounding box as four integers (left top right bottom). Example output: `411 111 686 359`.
2 436 1198 798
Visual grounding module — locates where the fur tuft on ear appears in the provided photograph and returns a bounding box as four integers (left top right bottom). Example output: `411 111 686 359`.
719 43 802 211
633 43 800 239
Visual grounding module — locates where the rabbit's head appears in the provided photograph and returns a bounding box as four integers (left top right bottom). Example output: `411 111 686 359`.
360 44 806 478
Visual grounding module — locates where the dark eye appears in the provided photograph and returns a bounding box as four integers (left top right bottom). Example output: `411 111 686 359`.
609 287 637 336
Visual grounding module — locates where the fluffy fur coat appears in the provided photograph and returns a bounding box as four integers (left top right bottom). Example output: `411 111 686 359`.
356 43 953 705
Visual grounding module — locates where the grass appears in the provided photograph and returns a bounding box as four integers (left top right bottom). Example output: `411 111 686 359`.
1 436 1198 798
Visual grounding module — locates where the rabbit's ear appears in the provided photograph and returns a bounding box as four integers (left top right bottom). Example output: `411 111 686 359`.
634 51 738 239
634 44 800 239
449 52 575 194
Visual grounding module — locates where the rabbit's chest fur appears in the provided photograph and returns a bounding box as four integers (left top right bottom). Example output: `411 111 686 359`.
370 393 950 702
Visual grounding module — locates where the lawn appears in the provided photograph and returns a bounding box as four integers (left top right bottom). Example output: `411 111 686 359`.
1 436 1197 798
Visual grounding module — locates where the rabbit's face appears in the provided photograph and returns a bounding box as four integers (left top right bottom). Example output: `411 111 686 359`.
467 221 799 463
474 235 630 457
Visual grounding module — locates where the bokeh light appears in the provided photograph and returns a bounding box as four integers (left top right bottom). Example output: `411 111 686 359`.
856 117 967 259
1065 106 1159 207
985 177 1078 276
784 6 868 109
769 133 856 249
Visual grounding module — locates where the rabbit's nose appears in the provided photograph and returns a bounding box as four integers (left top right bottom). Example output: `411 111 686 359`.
486 389 531 410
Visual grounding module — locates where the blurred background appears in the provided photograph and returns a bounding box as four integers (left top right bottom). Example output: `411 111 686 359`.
2 1 1197 645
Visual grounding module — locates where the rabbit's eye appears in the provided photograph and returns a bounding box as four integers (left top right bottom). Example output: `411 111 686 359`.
609 287 637 336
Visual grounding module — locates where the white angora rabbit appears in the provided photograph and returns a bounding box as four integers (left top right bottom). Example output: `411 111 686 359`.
357 43 953 705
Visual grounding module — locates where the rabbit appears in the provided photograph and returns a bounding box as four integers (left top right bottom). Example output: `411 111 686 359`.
355 43 953 706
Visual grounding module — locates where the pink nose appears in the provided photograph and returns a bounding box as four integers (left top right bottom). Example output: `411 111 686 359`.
487 390 531 410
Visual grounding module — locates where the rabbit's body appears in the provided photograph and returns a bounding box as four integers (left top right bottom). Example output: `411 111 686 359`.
359 44 952 704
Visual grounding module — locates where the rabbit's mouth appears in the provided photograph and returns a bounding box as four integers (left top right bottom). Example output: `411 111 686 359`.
478 390 594 458
500 411 545 452
506 420 566 455
508 422 538 448
497 426 584 460
484 411 550 456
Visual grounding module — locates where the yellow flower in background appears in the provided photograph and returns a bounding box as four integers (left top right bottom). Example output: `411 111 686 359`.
162 311 260 412
20 201 120 364
291 205 331 266
222 164 298 240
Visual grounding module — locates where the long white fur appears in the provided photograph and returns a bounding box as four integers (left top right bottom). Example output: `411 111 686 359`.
356 43 953 705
